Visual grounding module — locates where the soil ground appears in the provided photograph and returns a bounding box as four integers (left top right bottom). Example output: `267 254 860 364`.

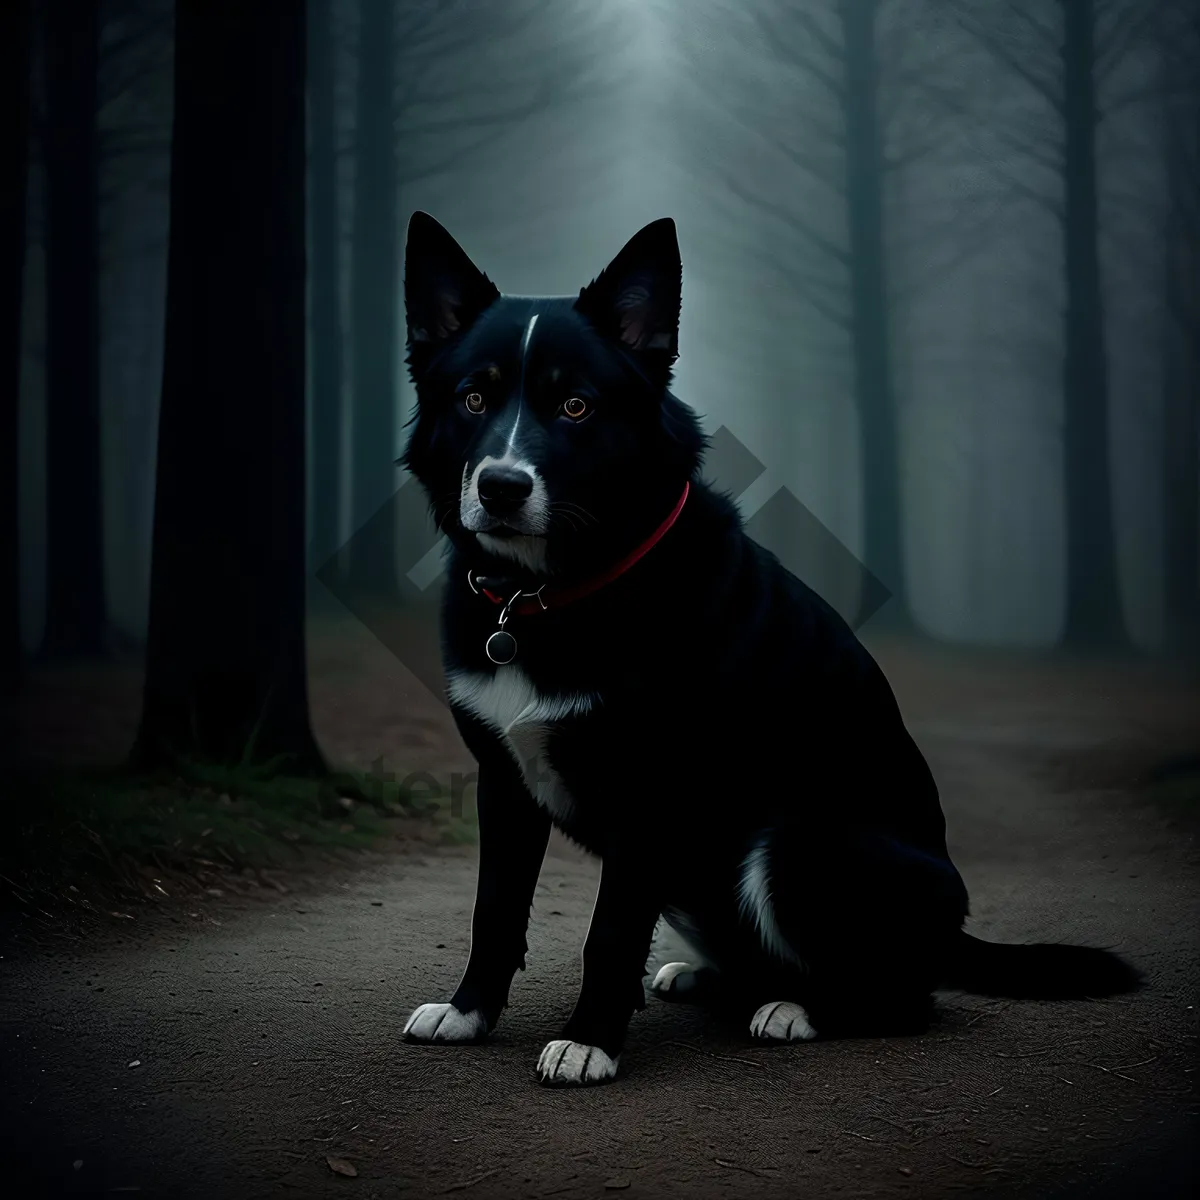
2 617 1198 1199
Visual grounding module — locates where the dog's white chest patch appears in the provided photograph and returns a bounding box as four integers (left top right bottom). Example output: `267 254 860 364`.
447 668 595 823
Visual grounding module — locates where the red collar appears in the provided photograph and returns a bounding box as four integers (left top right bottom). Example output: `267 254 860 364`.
471 481 690 617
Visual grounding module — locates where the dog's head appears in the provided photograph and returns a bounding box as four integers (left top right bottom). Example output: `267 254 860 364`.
400 213 706 578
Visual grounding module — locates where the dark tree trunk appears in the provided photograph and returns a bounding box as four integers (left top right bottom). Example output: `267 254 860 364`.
1162 309 1199 652
966 298 991 630
1 0 31 688
41 0 106 658
838 0 910 631
1161 24 1199 652
348 0 397 588
308 0 343 567
134 0 324 770
1058 0 1127 648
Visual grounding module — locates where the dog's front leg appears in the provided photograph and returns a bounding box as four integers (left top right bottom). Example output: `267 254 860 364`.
404 753 551 1044
537 851 661 1086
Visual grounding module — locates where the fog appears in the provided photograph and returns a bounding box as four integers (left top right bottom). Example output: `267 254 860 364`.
14 0 1197 656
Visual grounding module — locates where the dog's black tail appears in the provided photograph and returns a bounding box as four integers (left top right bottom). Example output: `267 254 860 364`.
942 931 1142 999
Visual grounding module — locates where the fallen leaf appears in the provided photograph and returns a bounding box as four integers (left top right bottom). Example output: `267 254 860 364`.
128 1060 141 1068
326 1156 358 1178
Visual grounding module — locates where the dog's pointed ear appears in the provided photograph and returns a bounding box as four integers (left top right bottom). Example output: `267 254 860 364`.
404 212 500 373
574 218 681 370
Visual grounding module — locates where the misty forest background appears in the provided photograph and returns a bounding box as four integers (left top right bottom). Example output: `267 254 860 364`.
2 0 1197 774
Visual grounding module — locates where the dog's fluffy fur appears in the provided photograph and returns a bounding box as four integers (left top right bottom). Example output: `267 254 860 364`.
398 212 1141 1086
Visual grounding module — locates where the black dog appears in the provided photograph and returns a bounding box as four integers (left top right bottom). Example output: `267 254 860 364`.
399 212 1139 1085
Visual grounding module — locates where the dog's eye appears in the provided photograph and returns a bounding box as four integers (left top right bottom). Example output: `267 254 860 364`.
464 392 485 414
562 397 588 420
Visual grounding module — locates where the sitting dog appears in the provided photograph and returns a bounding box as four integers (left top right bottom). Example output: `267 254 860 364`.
398 211 1140 1085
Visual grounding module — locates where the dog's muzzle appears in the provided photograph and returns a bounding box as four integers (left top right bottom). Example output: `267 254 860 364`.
477 465 534 519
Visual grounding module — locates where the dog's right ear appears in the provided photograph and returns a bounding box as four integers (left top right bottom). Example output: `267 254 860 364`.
404 212 500 377
574 218 682 377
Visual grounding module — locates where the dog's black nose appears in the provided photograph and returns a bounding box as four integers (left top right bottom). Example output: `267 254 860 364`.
477 464 534 515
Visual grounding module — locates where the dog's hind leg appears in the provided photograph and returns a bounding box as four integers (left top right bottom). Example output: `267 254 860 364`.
736 825 967 1042
651 903 732 1005
649 961 723 1003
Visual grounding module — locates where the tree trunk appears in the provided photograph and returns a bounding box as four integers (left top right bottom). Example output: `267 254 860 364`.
1161 112 1199 649
348 0 398 589
41 0 106 658
1162 310 1199 652
1058 0 1127 648
966 293 990 637
1160 5 1199 652
134 0 324 771
1 0 31 688
838 0 910 632
308 0 343 568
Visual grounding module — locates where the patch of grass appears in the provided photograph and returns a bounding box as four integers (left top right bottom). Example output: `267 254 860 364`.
437 815 479 846
1 760 390 889
0 754 483 936
384 769 478 844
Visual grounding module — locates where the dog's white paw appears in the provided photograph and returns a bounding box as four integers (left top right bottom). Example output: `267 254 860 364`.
403 1002 487 1043
749 1001 818 1041
536 1039 619 1086
650 961 697 997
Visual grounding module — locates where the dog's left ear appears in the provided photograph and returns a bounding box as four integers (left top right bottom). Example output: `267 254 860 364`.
575 218 681 373
404 211 500 377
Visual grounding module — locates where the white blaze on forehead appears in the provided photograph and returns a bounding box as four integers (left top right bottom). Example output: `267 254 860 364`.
456 309 552 572
521 312 539 359
504 409 522 455
507 312 539 454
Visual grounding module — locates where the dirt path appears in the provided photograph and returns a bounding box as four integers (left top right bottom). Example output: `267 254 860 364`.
2 643 1198 1199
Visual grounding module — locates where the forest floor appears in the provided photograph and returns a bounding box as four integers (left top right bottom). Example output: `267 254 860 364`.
1 612 1198 1200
